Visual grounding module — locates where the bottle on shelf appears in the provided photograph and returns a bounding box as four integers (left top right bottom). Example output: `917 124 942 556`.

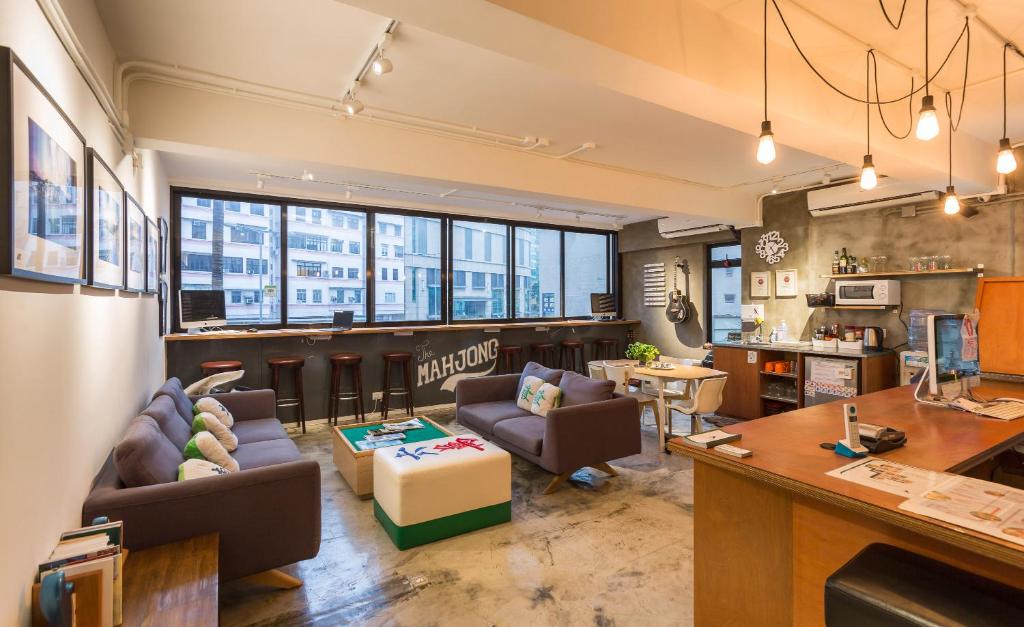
850 255 858 274
831 250 840 275
777 319 788 342
839 248 848 274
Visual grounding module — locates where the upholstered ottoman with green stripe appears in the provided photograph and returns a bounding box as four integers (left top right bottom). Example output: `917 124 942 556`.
373 435 511 550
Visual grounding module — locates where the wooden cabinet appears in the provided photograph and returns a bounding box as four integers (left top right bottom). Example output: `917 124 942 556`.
713 346 762 420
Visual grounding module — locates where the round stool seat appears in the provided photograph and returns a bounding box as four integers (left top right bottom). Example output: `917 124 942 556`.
561 339 584 347
329 352 363 364
594 339 617 346
268 356 305 367
499 345 522 353
200 360 242 371
383 352 412 361
530 343 554 350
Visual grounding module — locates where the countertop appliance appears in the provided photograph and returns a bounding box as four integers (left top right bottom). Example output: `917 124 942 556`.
804 356 860 406
835 279 901 306
863 326 884 351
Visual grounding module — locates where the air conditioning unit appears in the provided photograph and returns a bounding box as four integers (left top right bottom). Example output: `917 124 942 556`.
657 217 733 238
807 180 940 217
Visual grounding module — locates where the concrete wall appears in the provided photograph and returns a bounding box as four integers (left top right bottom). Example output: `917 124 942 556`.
0 1 168 623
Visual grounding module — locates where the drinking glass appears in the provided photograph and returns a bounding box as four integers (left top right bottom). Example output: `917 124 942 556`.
927 255 939 271
940 255 952 270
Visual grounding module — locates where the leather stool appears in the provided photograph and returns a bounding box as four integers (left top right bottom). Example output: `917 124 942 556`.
593 339 619 361
381 352 414 420
560 339 585 374
498 345 522 374
327 353 365 425
200 360 243 376
268 356 306 433
530 343 556 368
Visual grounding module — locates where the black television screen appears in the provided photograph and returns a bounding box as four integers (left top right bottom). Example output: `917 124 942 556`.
179 290 227 327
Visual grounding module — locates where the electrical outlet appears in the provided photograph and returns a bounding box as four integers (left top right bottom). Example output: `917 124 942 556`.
372 391 383 401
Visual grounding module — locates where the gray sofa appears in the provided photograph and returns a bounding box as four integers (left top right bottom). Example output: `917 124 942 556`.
82 378 320 581
456 362 641 493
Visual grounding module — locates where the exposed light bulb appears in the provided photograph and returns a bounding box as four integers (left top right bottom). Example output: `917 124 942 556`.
372 55 393 76
756 120 776 164
859 154 877 190
302 170 314 182
256 175 265 190
943 185 960 215
915 95 940 141
996 137 1018 174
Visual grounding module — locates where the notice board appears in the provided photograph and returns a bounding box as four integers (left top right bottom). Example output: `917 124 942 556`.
975 277 1024 376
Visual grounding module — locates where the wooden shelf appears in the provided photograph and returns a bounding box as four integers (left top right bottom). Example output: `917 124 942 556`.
811 305 890 310
818 267 981 279
761 370 797 379
760 394 799 405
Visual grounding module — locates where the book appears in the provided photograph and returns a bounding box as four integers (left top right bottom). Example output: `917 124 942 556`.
41 554 115 627
682 429 742 449
61 519 123 549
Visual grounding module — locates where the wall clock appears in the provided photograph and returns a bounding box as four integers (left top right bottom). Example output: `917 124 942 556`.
755 231 789 265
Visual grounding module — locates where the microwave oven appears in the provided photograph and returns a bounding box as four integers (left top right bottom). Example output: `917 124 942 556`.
834 280 901 306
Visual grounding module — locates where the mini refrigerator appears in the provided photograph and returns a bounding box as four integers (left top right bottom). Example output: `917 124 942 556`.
804 356 859 406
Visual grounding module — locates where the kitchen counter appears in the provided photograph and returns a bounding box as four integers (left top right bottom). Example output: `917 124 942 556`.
712 341 895 359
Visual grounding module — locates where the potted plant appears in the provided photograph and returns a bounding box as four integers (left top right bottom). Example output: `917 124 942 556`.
625 342 660 367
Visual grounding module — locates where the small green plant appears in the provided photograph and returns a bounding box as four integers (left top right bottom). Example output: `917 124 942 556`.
625 342 660 364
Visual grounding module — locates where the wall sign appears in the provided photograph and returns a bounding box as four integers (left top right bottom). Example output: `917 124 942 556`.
416 338 499 392
755 230 789 265
775 269 798 297
750 271 770 298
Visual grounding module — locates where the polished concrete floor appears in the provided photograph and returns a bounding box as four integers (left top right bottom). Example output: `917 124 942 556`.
221 408 715 626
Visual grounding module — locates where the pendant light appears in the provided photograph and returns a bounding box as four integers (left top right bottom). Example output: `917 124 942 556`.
943 97 960 215
756 0 776 164
860 53 878 190
996 44 1018 174
915 3 940 141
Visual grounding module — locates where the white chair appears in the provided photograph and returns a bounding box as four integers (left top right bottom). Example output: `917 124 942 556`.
604 363 662 431
646 355 692 399
588 362 608 380
666 376 727 435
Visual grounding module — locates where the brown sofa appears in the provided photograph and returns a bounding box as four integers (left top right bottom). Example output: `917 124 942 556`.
82 378 320 581
456 362 641 493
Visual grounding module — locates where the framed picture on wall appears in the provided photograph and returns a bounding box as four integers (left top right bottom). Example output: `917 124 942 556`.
775 269 798 297
124 194 146 292
750 271 770 298
145 217 158 293
158 217 168 275
86 149 124 289
0 47 87 284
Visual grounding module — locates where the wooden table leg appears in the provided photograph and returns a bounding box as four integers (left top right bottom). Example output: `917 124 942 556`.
656 379 667 452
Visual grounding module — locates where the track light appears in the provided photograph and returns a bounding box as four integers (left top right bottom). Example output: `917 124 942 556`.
256 175 265 190
372 52 393 76
997 138 1018 174
943 186 960 214
916 95 940 141
757 121 776 164
342 93 364 116
859 155 877 190
302 170 315 182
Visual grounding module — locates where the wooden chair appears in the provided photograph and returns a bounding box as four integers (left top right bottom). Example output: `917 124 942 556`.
666 376 727 435
603 363 661 433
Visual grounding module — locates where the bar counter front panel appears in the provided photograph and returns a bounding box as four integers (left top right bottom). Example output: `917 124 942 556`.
165 321 637 419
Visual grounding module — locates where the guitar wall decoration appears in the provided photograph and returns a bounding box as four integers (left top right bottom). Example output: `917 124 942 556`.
665 257 692 324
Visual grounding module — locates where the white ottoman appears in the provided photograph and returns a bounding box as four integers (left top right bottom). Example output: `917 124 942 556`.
373 435 511 549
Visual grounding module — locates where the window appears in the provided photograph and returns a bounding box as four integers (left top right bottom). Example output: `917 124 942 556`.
374 214 442 322
453 221 506 320
707 243 742 343
515 227 561 318
381 243 389 257
296 289 306 303
178 195 282 325
564 232 609 317
287 206 366 323
347 217 360 230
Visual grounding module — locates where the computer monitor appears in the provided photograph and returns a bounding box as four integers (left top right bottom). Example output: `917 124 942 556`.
926 314 981 397
179 290 227 330
331 310 354 330
590 293 616 319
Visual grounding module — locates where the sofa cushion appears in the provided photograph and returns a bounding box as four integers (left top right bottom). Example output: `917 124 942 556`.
114 416 184 488
493 416 546 456
519 362 563 392
232 418 288 444
152 377 193 424
233 438 302 471
141 395 193 450
530 382 562 417
459 400 532 436
559 370 615 406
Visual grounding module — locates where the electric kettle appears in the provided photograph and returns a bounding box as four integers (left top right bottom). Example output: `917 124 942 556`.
863 326 884 351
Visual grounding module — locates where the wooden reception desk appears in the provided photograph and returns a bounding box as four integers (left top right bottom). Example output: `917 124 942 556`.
668 383 1024 626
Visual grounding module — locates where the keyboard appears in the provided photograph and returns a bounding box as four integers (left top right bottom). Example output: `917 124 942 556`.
949 397 1024 420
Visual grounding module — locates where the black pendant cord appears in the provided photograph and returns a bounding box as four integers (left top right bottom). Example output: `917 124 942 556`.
769 0 969 106
947 93 954 187
869 50 915 139
924 0 930 97
942 18 971 134
1004 42 1010 138
763 0 768 121
879 0 908 30
865 50 871 154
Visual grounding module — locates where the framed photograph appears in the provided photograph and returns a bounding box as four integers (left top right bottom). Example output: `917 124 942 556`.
158 217 168 275
750 271 770 298
86 149 124 289
145 217 158 293
0 48 87 284
775 269 798 297
124 194 146 292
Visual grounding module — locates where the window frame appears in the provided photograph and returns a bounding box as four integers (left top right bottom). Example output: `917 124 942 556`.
705 241 743 343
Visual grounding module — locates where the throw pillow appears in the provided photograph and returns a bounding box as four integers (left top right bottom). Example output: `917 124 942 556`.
178 458 229 481
558 370 615 406
530 382 563 417
183 431 239 472
519 361 564 392
192 411 238 452
193 397 234 428
517 375 544 411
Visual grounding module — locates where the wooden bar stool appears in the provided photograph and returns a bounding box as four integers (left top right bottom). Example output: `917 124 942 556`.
327 353 365 425
530 343 555 368
498 345 522 374
593 339 620 361
200 360 242 376
268 357 306 433
560 339 585 374
381 352 414 420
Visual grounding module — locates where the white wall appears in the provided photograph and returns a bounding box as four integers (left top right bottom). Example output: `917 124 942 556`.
0 1 167 623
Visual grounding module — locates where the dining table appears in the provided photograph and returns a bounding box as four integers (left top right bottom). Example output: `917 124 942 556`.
589 359 728 451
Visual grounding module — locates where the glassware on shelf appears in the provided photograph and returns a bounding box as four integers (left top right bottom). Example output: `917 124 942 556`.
940 255 952 270
927 255 939 271
909 256 922 272
876 255 888 272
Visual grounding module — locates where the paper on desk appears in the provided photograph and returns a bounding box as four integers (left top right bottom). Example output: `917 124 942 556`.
899 476 1024 547
826 457 949 498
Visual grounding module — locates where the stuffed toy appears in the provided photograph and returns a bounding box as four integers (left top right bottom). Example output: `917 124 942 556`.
183 431 239 472
192 411 238 452
193 397 235 428
178 458 229 481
